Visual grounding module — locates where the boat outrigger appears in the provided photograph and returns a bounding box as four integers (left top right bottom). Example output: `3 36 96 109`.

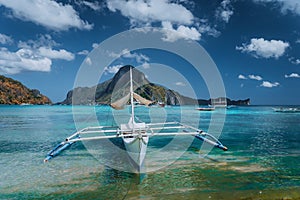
44 67 228 172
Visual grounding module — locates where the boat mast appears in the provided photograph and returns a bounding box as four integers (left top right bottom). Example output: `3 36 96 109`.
130 66 135 127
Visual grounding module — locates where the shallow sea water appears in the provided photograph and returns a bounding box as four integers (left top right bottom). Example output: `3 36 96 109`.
0 105 299 200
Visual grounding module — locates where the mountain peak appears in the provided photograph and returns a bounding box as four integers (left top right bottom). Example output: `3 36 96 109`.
118 65 134 72
59 65 250 106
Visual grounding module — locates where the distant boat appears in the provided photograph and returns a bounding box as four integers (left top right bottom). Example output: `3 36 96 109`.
196 107 215 111
157 101 165 107
273 107 300 113
157 94 167 107
20 103 32 106
44 67 228 172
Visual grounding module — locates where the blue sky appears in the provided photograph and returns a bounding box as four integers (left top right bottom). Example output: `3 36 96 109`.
0 0 299 105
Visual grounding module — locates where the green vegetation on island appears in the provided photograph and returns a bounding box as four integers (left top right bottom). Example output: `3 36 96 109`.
58 65 250 106
0 75 52 105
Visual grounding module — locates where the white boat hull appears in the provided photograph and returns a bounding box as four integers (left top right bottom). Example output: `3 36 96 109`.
123 135 148 172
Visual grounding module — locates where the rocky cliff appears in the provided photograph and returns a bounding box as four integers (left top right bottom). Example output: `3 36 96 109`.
0 75 52 105
59 65 250 106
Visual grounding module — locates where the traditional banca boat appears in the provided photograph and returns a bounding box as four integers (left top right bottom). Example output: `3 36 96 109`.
44 67 228 172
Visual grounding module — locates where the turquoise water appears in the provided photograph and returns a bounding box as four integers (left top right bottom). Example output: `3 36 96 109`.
0 105 300 200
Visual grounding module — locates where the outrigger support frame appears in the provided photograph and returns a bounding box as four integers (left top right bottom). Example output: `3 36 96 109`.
44 122 227 162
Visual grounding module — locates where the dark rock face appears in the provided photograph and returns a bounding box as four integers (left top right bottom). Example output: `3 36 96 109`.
59 65 151 105
58 65 250 106
227 98 250 106
0 75 52 105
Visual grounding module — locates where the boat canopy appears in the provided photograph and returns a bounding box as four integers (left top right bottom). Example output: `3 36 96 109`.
110 92 153 110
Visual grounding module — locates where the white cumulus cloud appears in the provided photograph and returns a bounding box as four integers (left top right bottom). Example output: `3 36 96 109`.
107 49 151 69
0 0 93 31
216 0 234 23
219 10 233 23
18 34 58 49
141 62 150 69
253 0 300 16
0 33 13 45
198 21 220 37
38 47 74 61
289 57 300 65
285 73 300 78
106 0 194 26
106 0 202 42
236 38 289 59
92 43 99 49
108 49 150 64
161 21 201 42
0 47 51 74
238 74 247 79
77 50 89 56
0 36 75 74
260 81 280 88
104 64 123 74
249 74 263 81
175 82 186 86
80 1 102 11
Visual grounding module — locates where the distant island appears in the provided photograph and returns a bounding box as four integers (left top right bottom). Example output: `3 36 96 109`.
0 75 52 105
58 65 250 106
0 66 250 106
